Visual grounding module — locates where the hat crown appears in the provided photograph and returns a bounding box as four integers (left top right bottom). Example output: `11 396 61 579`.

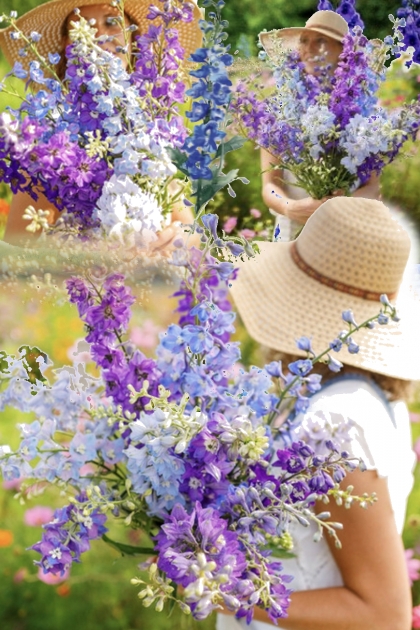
297 198 411 296
305 10 349 38
0 0 202 71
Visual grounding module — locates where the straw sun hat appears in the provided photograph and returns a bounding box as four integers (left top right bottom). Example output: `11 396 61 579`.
0 0 203 70
230 197 420 382
259 10 349 61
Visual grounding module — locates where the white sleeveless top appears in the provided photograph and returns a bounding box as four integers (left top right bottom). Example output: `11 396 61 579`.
270 170 306 242
217 378 415 630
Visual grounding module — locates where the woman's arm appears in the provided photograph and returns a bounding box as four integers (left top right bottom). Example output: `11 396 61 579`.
353 172 381 200
249 468 411 630
260 148 330 225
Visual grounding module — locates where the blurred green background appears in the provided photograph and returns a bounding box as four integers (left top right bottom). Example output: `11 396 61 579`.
1 1 420 629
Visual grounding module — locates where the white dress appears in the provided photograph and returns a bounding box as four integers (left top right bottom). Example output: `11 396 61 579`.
270 170 305 242
217 377 415 630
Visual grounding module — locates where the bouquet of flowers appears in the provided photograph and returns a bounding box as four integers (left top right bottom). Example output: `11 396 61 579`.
0 0 194 243
230 24 420 199
0 216 397 622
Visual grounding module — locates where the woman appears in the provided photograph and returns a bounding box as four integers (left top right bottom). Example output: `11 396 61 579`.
220 197 419 629
0 0 202 245
259 11 380 241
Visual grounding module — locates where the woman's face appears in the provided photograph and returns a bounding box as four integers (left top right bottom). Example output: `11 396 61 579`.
298 30 343 75
64 4 132 68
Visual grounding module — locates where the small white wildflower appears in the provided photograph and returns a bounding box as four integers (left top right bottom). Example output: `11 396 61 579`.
22 206 50 233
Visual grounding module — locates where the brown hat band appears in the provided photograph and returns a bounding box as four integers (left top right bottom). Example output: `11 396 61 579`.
306 24 346 38
290 241 397 301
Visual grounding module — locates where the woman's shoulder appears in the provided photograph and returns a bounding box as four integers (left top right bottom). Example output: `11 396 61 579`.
291 375 412 478
307 375 398 425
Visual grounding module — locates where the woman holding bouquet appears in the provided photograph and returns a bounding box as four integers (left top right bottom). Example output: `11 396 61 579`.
220 196 418 629
0 0 202 246
258 11 381 241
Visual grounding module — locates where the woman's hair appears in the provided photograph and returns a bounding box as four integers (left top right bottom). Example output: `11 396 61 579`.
263 347 414 403
55 18 70 81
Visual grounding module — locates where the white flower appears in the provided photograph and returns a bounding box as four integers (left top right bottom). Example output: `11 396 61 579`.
95 174 164 243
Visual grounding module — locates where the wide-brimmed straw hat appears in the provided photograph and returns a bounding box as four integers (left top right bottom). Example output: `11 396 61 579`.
230 197 420 382
259 10 348 61
0 0 203 70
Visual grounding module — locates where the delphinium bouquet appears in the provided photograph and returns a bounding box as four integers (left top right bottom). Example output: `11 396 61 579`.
0 215 399 622
0 0 194 244
230 21 420 199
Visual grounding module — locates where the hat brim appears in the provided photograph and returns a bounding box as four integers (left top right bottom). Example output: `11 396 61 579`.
230 241 420 382
0 0 203 70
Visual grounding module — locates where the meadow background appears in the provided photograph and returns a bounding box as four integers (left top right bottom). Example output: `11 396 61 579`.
1 1 420 629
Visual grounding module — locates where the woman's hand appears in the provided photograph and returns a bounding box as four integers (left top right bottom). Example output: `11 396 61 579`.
284 196 331 224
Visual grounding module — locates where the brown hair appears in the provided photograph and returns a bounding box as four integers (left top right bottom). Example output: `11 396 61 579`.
263 347 414 403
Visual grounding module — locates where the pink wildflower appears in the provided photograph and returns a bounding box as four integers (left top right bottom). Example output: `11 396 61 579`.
413 605 420 629
3 477 22 491
14 568 28 584
239 228 256 240
24 506 54 527
405 549 420 585
223 217 237 234
414 437 420 462
37 566 70 585
130 320 162 349
250 208 261 218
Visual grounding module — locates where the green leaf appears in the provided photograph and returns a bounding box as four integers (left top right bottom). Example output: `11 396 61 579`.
166 147 189 176
195 169 239 210
18 345 48 384
0 351 9 374
102 534 155 556
263 544 296 559
215 136 247 159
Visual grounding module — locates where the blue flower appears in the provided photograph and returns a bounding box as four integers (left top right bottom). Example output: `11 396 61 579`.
288 359 313 377
225 241 244 257
69 432 97 464
11 62 27 79
265 361 284 379
182 325 214 354
377 313 389 325
48 52 61 65
201 213 219 240
327 355 343 373
186 101 211 122
184 150 212 179
190 302 212 323
305 373 322 393
29 61 46 84
347 341 359 354
329 338 343 352
295 336 314 353
342 309 358 327
160 324 185 353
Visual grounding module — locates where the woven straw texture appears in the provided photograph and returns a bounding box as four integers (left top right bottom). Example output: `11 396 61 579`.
259 10 348 58
230 198 420 381
0 0 203 69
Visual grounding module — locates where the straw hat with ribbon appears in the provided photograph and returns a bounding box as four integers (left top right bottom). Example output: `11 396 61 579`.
230 197 420 382
259 10 349 61
0 0 203 70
